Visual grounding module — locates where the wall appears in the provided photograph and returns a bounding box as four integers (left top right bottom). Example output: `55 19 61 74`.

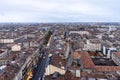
12 45 21 51
45 64 65 75
0 39 14 43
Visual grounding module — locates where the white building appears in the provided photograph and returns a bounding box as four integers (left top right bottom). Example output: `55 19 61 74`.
84 39 101 51
96 34 103 39
109 26 116 32
0 39 14 43
11 44 21 51
69 31 90 35
102 44 117 58
45 55 66 76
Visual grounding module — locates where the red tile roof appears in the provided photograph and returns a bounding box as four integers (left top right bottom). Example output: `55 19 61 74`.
88 51 101 56
72 51 81 59
95 66 120 72
68 65 80 70
81 72 88 77
50 55 67 68
81 51 95 69
113 52 120 58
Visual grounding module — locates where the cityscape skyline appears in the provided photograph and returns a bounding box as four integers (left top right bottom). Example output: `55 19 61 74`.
0 23 120 80
0 0 120 22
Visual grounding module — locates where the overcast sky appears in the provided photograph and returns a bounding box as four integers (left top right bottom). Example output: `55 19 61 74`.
0 0 120 22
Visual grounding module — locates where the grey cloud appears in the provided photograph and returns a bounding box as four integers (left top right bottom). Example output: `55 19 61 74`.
0 0 120 22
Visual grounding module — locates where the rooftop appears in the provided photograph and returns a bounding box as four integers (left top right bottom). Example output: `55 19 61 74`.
81 51 95 69
3 47 38 80
45 71 81 80
89 39 101 44
50 54 67 69
92 58 117 66
72 51 81 59
81 51 120 73
95 66 120 72
113 52 120 58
